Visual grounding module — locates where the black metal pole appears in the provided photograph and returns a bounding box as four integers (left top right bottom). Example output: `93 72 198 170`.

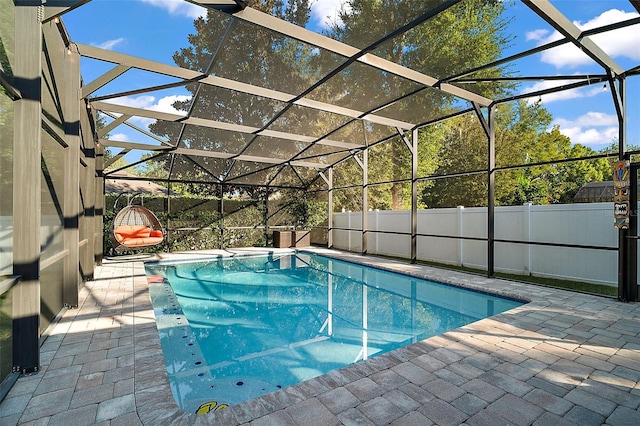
628 164 638 301
219 184 224 249
487 107 496 277
411 129 418 264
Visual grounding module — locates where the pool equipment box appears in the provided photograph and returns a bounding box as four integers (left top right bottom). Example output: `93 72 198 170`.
273 230 292 247
293 230 310 247
273 230 310 247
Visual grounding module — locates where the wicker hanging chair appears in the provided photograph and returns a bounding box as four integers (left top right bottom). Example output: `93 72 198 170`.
111 204 164 252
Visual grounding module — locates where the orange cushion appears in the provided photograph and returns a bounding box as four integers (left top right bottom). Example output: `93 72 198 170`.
147 275 164 284
149 230 163 238
122 236 163 246
114 225 152 243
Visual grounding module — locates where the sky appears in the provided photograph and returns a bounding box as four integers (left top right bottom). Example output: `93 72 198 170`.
60 0 640 164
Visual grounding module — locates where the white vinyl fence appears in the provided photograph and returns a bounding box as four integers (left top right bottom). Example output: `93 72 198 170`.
333 203 620 286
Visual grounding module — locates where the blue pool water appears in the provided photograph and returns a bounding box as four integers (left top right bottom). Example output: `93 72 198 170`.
145 252 523 414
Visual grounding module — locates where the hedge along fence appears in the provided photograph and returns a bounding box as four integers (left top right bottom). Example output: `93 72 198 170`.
104 194 327 254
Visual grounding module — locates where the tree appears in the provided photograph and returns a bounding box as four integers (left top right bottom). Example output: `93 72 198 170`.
324 0 514 209
148 1 314 187
0 86 13 216
135 153 169 179
143 0 514 208
331 124 445 212
421 101 612 207
555 142 611 203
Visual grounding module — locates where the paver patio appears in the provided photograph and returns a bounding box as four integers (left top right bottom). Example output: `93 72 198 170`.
1 247 639 425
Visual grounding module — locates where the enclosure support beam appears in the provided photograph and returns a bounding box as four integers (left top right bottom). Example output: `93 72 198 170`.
42 0 91 23
524 0 623 76
628 163 638 302
616 77 628 301
81 64 131 99
411 129 418 264
219 184 224 249
228 4 492 106
166 179 172 250
95 138 105 265
63 42 81 306
615 77 637 301
13 4 42 373
362 149 368 255
328 168 333 249
264 186 269 247
84 109 96 280
473 103 496 277
487 107 496 277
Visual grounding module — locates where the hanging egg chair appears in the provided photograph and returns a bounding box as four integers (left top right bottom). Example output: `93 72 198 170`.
111 203 164 252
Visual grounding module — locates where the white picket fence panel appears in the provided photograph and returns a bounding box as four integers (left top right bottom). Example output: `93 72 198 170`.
333 203 619 286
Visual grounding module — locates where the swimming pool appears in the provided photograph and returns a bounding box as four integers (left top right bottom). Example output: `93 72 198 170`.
145 252 523 414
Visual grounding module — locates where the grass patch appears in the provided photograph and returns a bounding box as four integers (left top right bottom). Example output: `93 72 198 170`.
372 254 617 298
494 272 617 297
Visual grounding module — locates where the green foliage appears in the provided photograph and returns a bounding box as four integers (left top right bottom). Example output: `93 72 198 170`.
329 0 512 94
326 0 513 208
148 1 314 186
259 188 329 231
104 156 128 172
282 198 328 229
0 291 12 381
112 0 611 215
0 0 14 80
105 193 282 253
0 0 14 218
421 102 612 207
0 88 12 216
599 142 640 164
135 153 169 179
333 186 363 212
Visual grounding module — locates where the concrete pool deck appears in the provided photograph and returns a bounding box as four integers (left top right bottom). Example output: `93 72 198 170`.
1 247 640 425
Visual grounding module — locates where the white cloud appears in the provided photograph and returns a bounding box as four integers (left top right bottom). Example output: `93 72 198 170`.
311 0 350 29
140 0 205 19
558 126 618 146
525 29 550 42
93 38 125 50
555 111 617 128
108 94 190 113
109 133 129 141
111 95 157 110
529 9 640 68
520 78 604 105
553 112 618 146
149 94 191 114
104 94 191 128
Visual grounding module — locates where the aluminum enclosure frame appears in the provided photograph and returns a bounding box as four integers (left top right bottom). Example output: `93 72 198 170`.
59 0 634 294
5 0 640 382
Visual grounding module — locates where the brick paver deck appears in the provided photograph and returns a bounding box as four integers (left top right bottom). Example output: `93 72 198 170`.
1 247 639 425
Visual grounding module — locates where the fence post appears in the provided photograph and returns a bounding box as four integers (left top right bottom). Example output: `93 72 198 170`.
524 203 532 275
457 206 464 266
375 209 379 254
348 210 352 251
